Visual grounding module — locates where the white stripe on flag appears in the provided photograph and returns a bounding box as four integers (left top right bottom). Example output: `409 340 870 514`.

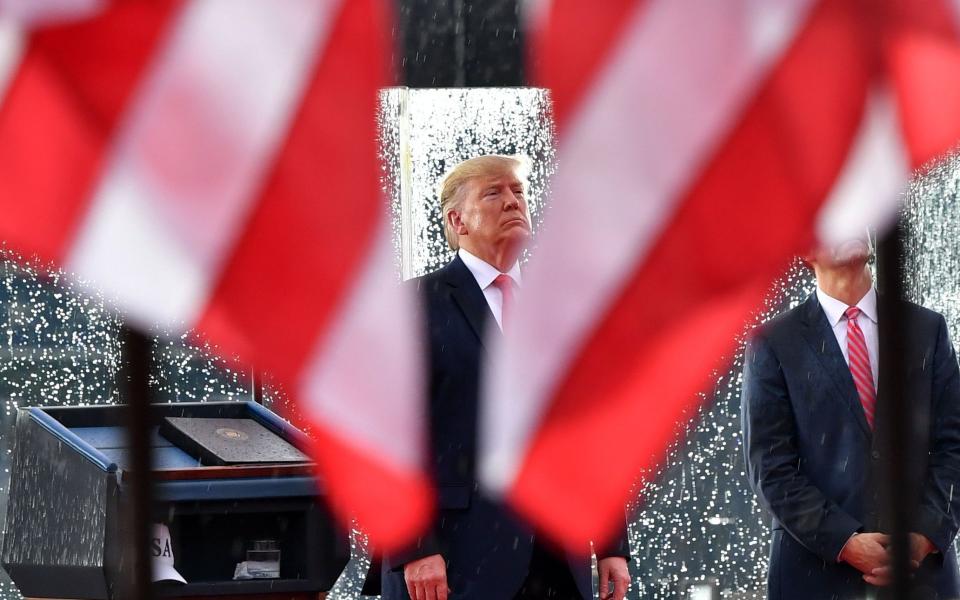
520 0 552 33
950 0 960 29
815 88 909 247
67 0 339 329
299 218 426 473
481 0 817 493
0 0 105 27
0 17 23 107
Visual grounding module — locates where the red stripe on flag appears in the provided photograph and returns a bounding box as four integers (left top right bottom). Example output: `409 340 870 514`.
194 0 391 382
512 0 872 548
0 1 182 263
884 0 960 167
531 0 645 128
307 427 432 553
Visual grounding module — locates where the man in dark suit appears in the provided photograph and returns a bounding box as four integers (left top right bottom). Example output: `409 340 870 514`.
380 155 631 600
741 236 960 599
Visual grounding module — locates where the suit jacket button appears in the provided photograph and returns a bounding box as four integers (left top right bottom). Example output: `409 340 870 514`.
872 450 881 459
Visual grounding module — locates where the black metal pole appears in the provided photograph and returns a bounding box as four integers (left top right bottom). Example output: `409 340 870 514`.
253 368 264 405
119 326 156 600
876 222 916 600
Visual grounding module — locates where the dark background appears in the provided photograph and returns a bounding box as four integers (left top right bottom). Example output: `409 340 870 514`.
397 0 525 87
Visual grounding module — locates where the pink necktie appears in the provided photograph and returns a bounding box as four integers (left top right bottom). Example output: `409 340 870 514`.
845 306 876 429
493 274 515 332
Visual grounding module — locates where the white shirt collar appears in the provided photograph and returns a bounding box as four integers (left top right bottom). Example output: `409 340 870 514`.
816 284 878 326
458 248 522 289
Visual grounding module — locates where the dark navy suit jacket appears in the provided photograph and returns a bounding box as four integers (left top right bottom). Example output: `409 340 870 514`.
741 293 960 600
380 256 629 600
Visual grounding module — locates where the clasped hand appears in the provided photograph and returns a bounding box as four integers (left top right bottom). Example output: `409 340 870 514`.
839 532 935 586
403 554 449 600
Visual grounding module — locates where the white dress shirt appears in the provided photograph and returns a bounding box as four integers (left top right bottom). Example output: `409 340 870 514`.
818 284 880 561
816 284 879 391
458 248 522 332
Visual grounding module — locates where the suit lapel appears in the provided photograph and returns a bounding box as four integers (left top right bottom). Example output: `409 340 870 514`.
797 293 873 438
443 255 493 349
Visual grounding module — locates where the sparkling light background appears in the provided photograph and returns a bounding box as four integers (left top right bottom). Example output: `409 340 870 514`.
903 152 960 344
378 87 556 279
627 261 815 599
0 254 268 599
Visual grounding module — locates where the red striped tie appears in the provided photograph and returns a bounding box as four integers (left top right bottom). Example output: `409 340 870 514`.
493 274 515 332
845 306 876 428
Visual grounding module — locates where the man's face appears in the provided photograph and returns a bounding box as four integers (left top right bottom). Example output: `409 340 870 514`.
809 234 872 269
452 168 531 254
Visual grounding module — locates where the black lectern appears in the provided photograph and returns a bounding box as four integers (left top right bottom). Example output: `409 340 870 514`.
2 401 349 599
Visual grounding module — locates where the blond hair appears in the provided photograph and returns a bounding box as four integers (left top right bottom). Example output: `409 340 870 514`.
438 154 531 250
